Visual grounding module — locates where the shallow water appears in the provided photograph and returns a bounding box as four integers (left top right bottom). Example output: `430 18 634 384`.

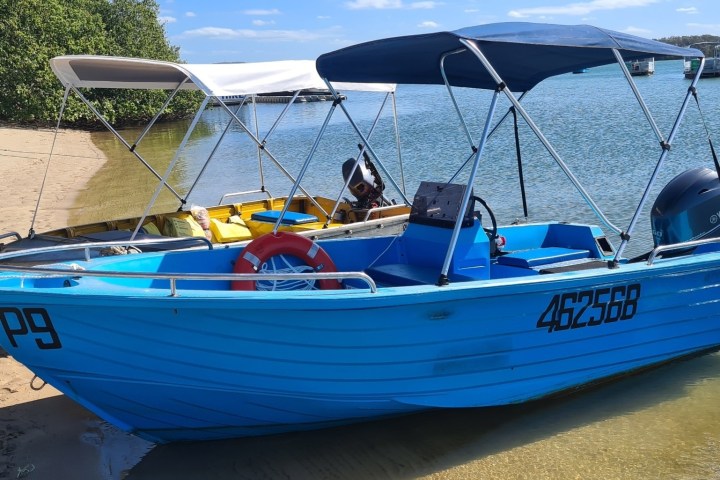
121 352 720 479
66 59 720 478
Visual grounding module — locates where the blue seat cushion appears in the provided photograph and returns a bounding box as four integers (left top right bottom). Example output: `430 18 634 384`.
496 247 590 268
250 210 318 225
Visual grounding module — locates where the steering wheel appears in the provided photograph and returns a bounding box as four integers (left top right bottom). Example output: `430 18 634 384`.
472 195 498 252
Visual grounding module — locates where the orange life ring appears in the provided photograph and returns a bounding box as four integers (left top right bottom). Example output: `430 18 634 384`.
232 231 342 291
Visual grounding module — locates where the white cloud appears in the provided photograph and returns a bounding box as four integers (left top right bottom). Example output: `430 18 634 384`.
318 15 331 19
185 11 196 17
158 16 177 24
623 26 651 35
346 0 441 8
418 20 438 27
410 1 440 8
346 0 402 8
252 19 276 26
676 7 698 14
508 0 658 18
182 27 328 42
242 8 281 15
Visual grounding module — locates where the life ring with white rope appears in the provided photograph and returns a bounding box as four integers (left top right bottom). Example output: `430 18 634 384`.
231 231 342 291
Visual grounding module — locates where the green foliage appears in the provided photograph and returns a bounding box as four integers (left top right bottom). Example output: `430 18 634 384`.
0 0 201 127
657 35 720 57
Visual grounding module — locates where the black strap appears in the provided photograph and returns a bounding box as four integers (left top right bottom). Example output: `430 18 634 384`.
510 106 529 218
691 86 720 180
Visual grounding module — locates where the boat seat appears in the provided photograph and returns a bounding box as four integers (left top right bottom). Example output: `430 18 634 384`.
366 263 474 286
365 264 437 286
496 247 590 269
539 260 608 274
250 210 319 225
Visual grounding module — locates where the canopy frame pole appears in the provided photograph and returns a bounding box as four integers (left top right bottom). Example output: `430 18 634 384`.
612 57 704 264
131 96 212 241
216 99 330 216
68 85 184 201
324 92 391 228
256 90 301 193
440 48 476 149
390 91 406 194
612 49 665 145
439 88 501 285
323 80 412 206
251 95 265 191
183 98 248 204
461 38 622 235
271 97 340 234
446 90 529 186
487 91 528 138
131 79 188 151
261 90 302 145
29 85 71 238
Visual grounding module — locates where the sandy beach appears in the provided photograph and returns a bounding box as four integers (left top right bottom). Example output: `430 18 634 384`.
0 125 153 479
0 126 109 237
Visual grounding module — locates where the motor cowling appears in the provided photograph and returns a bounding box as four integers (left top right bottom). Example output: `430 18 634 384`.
651 167 720 246
342 151 385 209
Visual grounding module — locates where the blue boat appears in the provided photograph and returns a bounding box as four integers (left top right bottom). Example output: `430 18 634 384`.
0 23 717 443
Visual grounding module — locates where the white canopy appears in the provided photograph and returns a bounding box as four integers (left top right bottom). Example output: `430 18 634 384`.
50 55 395 95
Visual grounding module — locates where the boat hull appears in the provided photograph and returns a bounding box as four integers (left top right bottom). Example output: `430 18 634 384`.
2 254 719 442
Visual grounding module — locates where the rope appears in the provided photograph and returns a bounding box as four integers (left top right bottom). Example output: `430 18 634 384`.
511 106 529 219
16 464 35 479
366 234 402 270
30 374 46 391
255 255 317 291
690 87 720 179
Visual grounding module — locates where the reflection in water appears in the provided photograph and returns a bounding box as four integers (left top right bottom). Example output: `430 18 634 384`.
126 352 720 479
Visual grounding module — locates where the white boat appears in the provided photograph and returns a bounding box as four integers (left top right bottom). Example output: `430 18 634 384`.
626 57 654 76
0 57 410 261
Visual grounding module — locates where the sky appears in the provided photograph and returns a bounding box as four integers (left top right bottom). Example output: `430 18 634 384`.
158 0 720 63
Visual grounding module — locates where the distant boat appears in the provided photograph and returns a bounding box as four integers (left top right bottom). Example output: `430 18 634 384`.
572 67 589 74
258 88 334 103
684 43 720 78
211 89 334 106
626 57 654 76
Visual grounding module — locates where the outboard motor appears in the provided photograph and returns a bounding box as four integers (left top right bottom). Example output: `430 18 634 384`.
651 167 720 246
342 150 386 209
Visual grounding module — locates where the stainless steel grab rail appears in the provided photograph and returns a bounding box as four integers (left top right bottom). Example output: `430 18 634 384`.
647 237 720 265
0 237 378 294
0 264 377 296
0 236 213 263
362 204 408 222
